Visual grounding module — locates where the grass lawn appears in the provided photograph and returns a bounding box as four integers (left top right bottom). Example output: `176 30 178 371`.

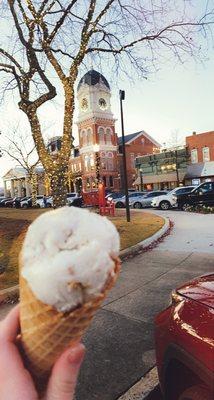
0 208 164 290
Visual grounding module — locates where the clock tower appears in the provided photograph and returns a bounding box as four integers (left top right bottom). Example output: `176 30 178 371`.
77 70 119 191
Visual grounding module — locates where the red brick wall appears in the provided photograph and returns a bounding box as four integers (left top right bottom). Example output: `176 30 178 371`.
186 131 214 162
125 134 158 188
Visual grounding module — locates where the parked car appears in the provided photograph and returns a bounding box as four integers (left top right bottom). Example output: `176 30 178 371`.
66 192 80 206
155 273 214 400
13 196 30 208
106 192 124 201
113 191 147 208
4 197 18 207
130 190 168 209
68 195 83 207
0 197 12 207
21 195 52 208
174 182 214 210
151 186 195 210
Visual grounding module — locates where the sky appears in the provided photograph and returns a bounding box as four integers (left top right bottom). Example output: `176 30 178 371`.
0 1 214 186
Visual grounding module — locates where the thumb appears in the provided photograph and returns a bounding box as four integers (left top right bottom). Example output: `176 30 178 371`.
46 343 85 400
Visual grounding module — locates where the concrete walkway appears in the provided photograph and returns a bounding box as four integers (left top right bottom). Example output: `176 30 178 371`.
1 211 213 400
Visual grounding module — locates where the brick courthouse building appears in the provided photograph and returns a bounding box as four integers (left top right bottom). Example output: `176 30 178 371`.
69 70 160 192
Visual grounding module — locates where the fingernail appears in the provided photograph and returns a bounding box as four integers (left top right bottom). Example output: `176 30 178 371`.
67 343 85 364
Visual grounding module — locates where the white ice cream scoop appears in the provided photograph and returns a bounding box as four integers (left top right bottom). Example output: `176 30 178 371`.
21 207 120 312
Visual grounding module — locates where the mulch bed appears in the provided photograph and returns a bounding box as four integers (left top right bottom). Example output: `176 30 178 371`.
0 218 30 290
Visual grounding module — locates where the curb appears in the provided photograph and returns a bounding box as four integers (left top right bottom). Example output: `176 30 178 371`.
120 216 172 261
117 367 159 400
0 216 172 305
0 285 19 306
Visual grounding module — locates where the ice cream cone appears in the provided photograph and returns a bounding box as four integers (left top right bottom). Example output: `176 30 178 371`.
19 256 121 389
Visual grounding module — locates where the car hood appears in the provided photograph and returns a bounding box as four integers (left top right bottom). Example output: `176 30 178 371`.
177 274 214 308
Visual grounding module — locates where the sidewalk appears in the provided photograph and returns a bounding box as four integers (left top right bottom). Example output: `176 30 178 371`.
75 249 214 400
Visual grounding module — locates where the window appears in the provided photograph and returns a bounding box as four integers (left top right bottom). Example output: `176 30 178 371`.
99 127 105 144
101 160 107 170
106 128 112 144
84 155 90 171
107 159 114 171
81 130 87 146
202 147 210 162
198 182 213 193
130 153 135 168
109 176 113 187
87 128 92 145
90 154 94 168
191 149 198 164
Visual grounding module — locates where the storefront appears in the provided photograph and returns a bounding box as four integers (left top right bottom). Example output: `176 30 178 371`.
134 147 189 190
184 161 214 185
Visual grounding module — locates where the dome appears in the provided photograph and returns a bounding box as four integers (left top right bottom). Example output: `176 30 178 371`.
77 69 110 91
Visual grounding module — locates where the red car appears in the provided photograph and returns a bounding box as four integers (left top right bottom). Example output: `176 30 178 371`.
155 274 214 400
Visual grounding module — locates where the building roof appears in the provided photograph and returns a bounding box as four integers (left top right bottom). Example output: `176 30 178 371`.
77 69 110 91
118 130 160 147
185 162 214 178
3 165 44 179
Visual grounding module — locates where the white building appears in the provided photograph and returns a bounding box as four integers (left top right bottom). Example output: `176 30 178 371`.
3 166 45 197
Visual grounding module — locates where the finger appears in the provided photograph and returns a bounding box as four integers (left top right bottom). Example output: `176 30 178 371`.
46 343 85 400
0 305 20 342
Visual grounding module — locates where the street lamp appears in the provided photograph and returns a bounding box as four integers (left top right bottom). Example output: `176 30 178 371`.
139 167 143 191
93 144 100 187
119 89 130 222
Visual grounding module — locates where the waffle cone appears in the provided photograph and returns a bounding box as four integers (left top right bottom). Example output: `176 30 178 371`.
19 257 121 390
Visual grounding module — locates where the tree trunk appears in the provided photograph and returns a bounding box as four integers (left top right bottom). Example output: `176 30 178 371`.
50 167 68 208
29 171 37 207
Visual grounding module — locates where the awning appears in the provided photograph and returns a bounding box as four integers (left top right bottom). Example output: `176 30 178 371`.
133 171 186 185
185 162 214 179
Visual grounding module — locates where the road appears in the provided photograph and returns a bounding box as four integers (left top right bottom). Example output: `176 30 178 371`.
149 208 214 253
0 210 213 400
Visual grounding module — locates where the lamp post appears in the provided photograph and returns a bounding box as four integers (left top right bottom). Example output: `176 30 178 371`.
93 144 100 187
119 89 130 222
139 168 143 191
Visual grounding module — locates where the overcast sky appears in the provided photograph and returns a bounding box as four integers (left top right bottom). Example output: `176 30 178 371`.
0 1 214 187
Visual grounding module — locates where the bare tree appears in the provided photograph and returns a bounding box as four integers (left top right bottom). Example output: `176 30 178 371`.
0 0 213 206
166 129 185 148
1 128 40 205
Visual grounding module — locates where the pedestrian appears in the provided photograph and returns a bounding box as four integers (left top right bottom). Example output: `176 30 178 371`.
0 305 85 399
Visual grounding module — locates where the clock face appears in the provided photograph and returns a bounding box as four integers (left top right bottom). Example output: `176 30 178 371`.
81 98 88 111
99 97 107 110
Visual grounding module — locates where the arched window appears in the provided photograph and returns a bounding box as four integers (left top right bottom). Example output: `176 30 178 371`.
106 128 112 144
98 127 105 144
81 130 87 146
107 152 113 158
87 128 92 145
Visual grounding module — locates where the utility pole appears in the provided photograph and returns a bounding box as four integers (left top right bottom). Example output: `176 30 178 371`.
119 90 130 222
